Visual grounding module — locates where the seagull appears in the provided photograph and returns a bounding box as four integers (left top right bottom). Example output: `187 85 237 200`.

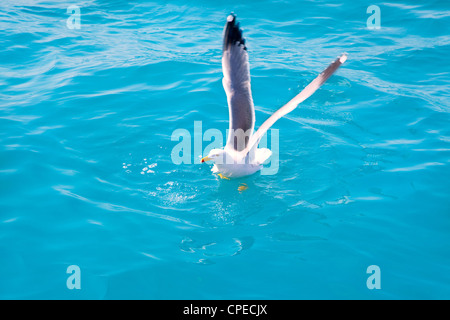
201 14 347 179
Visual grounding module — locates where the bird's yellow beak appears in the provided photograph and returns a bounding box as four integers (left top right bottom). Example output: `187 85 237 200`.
201 156 211 163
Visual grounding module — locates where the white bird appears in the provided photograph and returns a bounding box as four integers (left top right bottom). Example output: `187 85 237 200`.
201 14 347 179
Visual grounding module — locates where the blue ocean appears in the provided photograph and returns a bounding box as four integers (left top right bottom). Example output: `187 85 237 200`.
1 0 449 299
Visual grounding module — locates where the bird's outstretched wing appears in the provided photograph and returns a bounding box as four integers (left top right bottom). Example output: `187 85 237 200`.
243 54 348 156
222 14 255 152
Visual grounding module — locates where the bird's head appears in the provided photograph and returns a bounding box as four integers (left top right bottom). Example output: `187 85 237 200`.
201 149 226 164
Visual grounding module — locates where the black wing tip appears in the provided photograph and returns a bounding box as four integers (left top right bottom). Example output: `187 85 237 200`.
223 13 247 51
227 13 236 23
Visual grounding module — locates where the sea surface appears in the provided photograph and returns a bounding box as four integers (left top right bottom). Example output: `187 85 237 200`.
1 0 449 299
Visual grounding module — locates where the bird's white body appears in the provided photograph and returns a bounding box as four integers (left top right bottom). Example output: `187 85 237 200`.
212 162 262 178
205 147 272 178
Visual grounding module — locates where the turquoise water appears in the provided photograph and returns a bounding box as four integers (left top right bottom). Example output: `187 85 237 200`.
1 0 450 299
